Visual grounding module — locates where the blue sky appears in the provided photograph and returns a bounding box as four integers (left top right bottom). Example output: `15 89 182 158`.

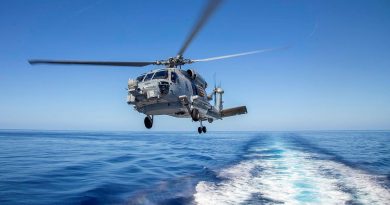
0 0 389 131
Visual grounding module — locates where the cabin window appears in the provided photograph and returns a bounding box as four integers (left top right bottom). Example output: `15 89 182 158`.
144 73 154 81
171 72 178 83
153 70 168 80
136 74 145 82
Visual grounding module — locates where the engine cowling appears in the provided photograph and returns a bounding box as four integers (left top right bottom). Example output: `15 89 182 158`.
186 69 207 88
187 69 197 80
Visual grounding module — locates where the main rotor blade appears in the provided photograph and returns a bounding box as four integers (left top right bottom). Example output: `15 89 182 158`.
28 60 156 67
192 46 289 62
177 0 223 56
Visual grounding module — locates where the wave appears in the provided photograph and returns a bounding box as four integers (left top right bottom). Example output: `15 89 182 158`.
194 142 390 205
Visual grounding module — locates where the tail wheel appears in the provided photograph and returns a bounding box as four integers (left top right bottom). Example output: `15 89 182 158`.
198 127 202 134
191 109 200 122
144 116 153 129
202 126 207 133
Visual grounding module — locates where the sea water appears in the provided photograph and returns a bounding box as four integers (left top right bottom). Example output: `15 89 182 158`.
0 131 389 204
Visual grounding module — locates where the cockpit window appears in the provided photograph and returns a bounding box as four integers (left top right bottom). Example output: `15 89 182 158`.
153 70 168 80
143 73 154 81
136 74 145 82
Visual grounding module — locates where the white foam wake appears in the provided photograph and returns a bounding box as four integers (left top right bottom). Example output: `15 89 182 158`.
194 143 390 205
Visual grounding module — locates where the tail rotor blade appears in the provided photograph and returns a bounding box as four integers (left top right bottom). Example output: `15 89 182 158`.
213 72 217 89
213 72 217 105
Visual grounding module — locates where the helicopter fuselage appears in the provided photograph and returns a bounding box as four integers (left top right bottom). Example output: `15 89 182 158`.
127 67 221 122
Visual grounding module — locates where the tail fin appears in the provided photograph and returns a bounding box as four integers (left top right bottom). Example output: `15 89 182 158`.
221 106 247 118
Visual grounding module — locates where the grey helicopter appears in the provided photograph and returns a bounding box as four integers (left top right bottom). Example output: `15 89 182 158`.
28 0 280 133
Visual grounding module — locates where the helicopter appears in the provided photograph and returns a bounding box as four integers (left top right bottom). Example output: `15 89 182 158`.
28 0 280 133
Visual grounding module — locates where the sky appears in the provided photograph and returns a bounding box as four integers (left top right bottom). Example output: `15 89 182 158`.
0 0 389 131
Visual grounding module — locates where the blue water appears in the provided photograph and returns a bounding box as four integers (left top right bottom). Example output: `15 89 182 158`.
0 131 389 204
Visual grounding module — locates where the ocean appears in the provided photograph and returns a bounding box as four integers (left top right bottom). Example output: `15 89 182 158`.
0 130 389 204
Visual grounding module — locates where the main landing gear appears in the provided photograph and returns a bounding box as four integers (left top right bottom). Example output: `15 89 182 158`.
197 120 207 134
198 126 207 134
144 115 153 129
191 108 200 122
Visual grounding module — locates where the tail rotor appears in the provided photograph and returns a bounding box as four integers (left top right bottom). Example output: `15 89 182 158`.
211 73 224 111
213 73 217 106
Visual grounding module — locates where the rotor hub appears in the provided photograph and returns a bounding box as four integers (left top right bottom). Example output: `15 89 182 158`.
156 56 193 67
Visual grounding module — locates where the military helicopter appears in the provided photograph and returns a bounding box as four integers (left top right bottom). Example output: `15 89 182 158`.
28 0 279 133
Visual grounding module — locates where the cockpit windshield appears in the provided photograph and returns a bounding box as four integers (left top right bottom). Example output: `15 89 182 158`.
136 74 145 82
143 73 154 81
152 70 168 80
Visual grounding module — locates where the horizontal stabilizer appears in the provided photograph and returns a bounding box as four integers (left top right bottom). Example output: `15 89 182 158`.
221 106 247 118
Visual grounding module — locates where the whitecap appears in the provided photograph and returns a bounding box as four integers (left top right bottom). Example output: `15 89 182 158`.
194 144 390 205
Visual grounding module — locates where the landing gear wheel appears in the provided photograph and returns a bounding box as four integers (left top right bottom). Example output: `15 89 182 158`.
191 109 200 122
144 116 153 129
198 127 202 134
202 126 207 133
